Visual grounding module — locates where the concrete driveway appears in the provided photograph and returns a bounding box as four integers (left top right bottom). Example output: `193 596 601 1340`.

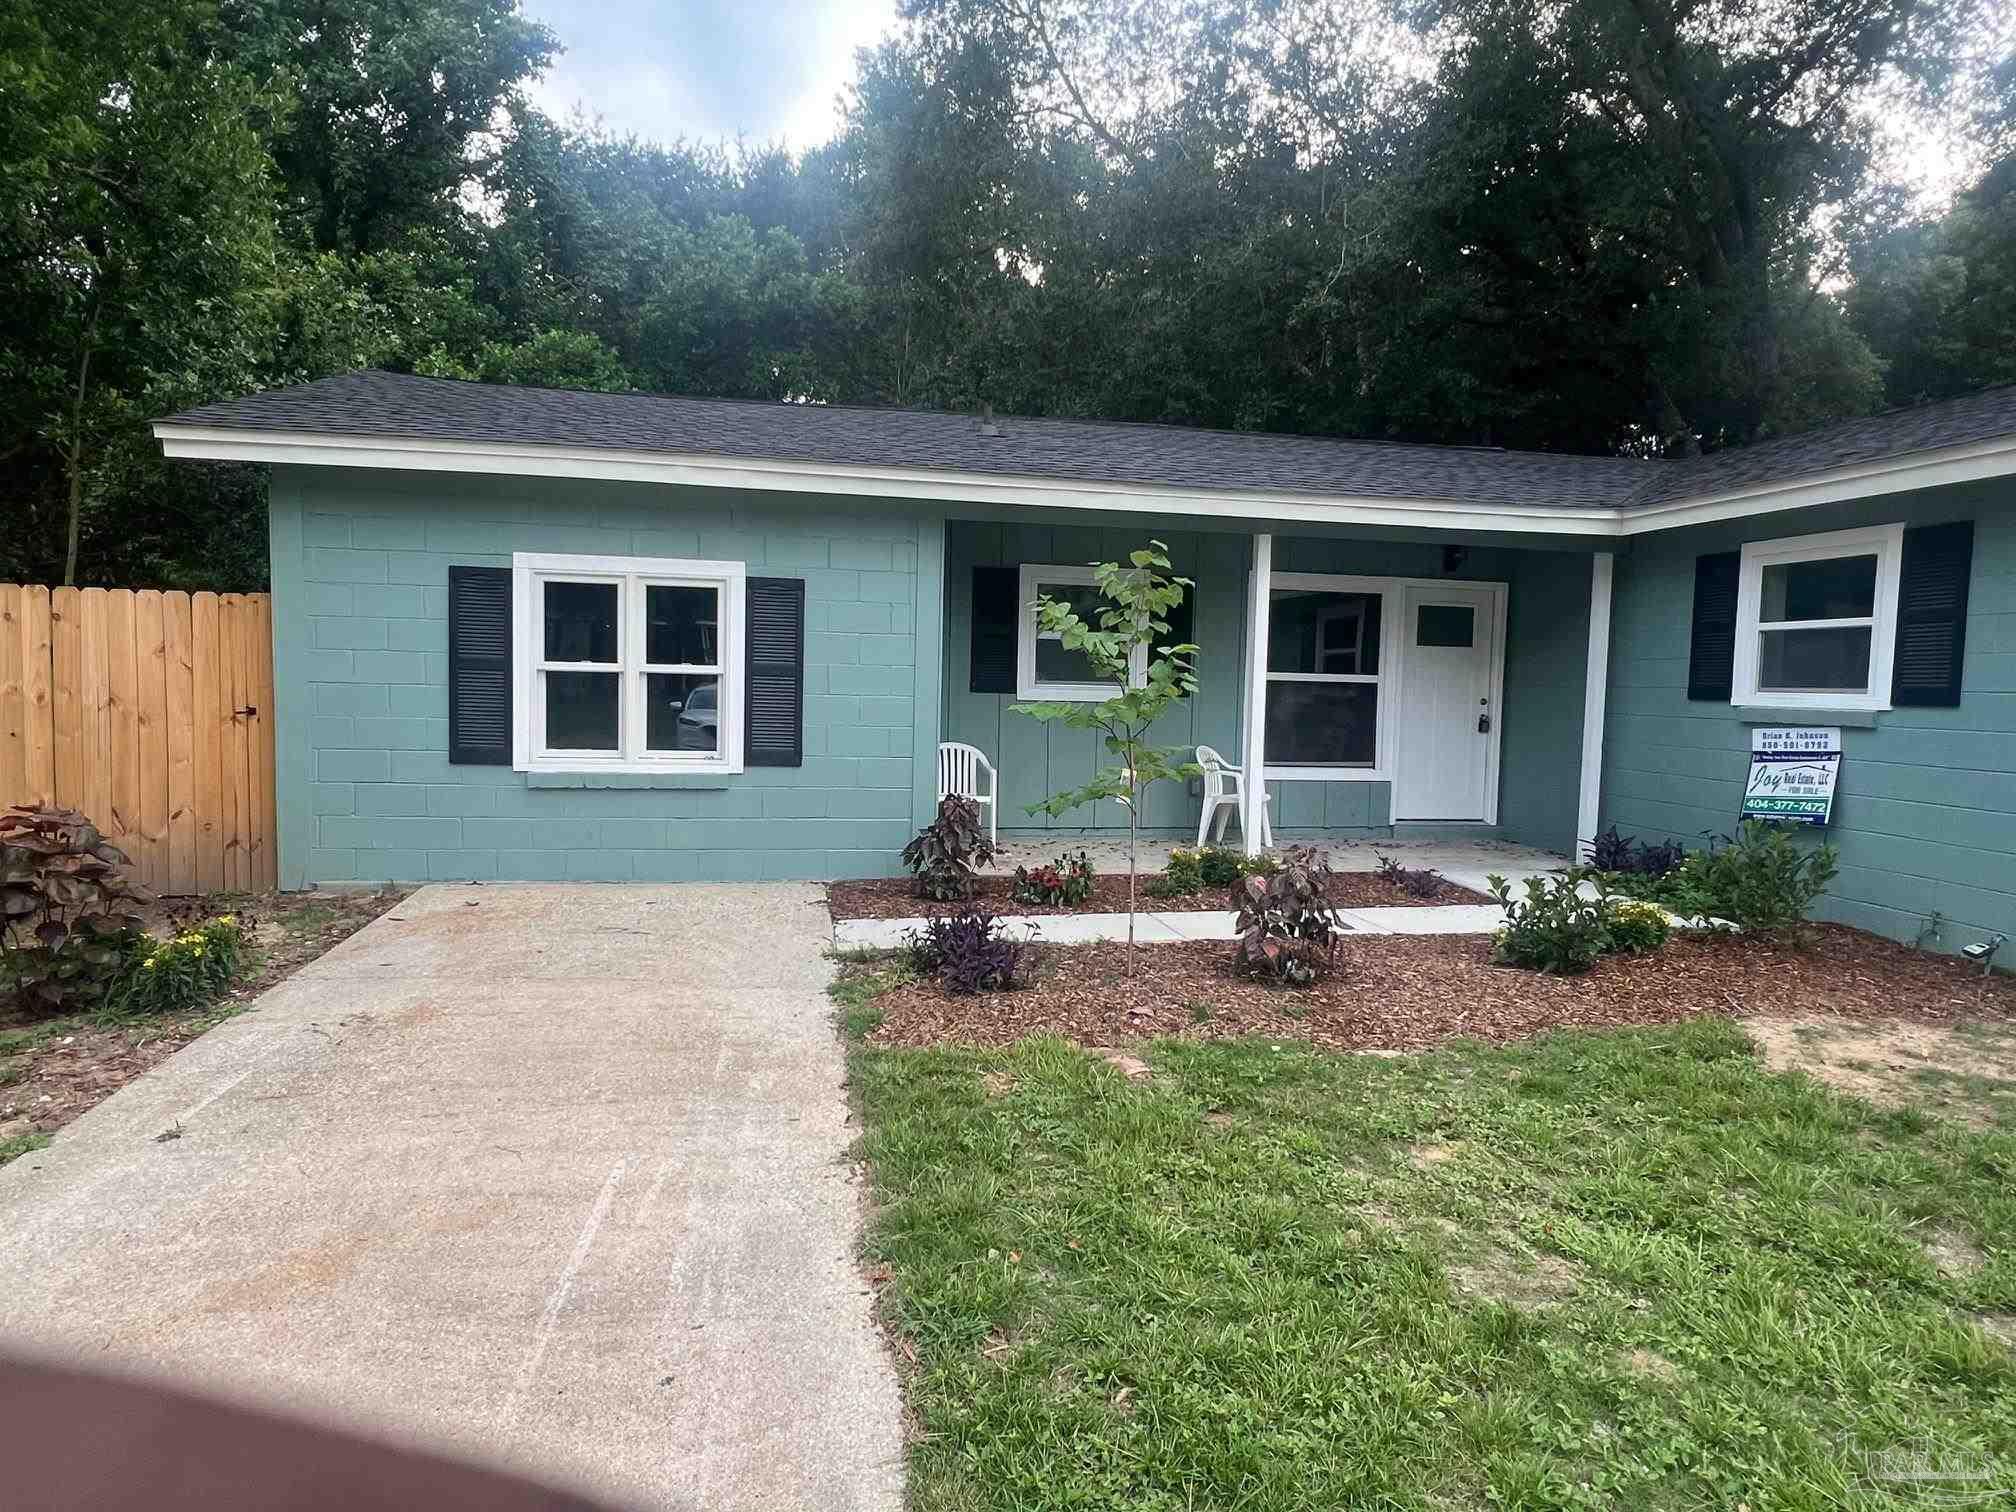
0 883 904 1511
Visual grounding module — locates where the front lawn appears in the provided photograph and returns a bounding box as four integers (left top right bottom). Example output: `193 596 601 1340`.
844 977 2016 1508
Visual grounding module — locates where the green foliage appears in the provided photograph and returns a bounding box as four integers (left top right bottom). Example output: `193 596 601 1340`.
1195 846 1246 887
1145 847 1205 898
1011 542 1200 949
901 795 997 902
1488 869 1617 975
1609 822 1841 938
1608 900 1673 955
0 805 151 1015
1231 846 1343 985
104 915 247 1020
1009 851 1095 907
1374 853 1447 899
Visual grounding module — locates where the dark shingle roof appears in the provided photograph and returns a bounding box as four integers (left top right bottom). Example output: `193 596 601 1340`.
161 369 2016 514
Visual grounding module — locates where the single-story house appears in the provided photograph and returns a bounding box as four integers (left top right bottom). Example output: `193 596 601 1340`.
156 371 2013 952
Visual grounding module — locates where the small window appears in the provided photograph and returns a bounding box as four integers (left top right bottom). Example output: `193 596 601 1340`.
1016 564 1145 701
1733 525 1902 711
514 553 745 772
1416 604 1475 647
1265 587 1384 769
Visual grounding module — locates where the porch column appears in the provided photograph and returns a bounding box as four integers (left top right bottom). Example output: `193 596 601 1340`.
1576 551 1615 862
1240 532 1273 856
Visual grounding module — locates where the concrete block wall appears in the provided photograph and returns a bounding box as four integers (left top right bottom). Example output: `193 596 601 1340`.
271 465 943 886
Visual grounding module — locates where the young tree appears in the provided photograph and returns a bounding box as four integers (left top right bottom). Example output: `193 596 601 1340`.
1011 543 1201 965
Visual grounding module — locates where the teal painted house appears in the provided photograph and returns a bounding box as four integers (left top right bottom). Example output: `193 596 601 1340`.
158 373 2016 953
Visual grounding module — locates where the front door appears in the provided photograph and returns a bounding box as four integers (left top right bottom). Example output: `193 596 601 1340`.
1391 585 1499 821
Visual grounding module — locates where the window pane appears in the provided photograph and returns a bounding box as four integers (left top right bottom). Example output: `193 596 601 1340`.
1416 604 1475 647
544 671 619 750
646 585 719 667
1760 555 1876 622
1758 626 1872 692
646 673 720 753
1264 681 1378 765
1268 590 1381 675
1031 583 1108 685
544 581 618 663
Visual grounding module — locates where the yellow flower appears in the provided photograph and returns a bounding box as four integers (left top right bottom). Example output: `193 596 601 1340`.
215 914 236 926
143 958 158 970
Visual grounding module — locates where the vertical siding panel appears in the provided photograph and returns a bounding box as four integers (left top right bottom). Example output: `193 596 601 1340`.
21 587 53 804
251 595 277 889
164 593 197 894
134 590 170 890
192 592 223 893
104 587 139 860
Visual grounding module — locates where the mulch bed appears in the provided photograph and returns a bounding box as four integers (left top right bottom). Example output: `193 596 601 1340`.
0 887 411 1151
865 925 2016 1054
827 870 1489 920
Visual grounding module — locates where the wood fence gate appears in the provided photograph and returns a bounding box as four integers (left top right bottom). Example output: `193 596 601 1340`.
0 585 276 895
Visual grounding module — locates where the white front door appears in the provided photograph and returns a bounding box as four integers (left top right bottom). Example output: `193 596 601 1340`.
1391 585 1499 820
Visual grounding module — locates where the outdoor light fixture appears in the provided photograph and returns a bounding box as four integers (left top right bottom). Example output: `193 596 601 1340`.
1443 545 1469 573
1960 934 2007 976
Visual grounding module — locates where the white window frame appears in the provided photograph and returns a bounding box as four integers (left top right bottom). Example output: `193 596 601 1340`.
1262 573 1403 783
1015 563 1147 702
1732 523 1902 712
511 552 746 774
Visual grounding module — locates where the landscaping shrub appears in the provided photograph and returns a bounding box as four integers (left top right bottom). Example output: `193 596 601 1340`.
901 795 997 902
1231 846 1343 986
1607 899 1671 954
104 915 247 1020
1374 852 1446 899
1488 869 1615 975
1146 847 1205 898
0 804 151 1016
1610 821 1839 937
1591 825 1687 879
903 908 1037 994
1010 851 1096 907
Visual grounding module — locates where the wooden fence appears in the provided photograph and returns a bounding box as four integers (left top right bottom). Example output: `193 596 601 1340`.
0 585 276 895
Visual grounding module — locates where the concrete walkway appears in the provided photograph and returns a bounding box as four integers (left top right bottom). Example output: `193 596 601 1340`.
0 883 902 1512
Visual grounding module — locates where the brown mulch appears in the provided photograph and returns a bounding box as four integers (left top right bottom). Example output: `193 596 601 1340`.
827 870 1488 920
865 925 2016 1054
0 887 411 1153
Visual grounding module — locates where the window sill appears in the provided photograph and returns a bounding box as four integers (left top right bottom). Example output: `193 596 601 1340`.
525 771 736 790
1733 705 1882 728
1263 766 1389 784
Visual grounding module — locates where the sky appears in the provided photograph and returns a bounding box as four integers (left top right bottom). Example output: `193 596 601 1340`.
522 0 900 149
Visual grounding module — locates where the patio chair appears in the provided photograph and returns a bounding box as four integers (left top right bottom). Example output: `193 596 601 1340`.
1195 744 1272 849
936 741 999 846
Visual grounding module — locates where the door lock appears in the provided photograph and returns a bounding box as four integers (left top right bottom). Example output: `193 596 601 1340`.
1477 712 1491 734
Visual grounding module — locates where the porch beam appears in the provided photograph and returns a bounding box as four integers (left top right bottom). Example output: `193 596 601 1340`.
1576 552 1615 861
1241 533 1273 856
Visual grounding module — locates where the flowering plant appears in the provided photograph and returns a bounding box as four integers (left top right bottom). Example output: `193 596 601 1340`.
105 915 247 1019
1010 851 1097 907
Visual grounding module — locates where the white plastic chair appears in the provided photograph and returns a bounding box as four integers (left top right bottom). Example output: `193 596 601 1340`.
937 742 999 846
1196 744 1273 849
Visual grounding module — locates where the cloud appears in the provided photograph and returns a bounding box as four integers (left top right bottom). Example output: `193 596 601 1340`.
522 0 897 148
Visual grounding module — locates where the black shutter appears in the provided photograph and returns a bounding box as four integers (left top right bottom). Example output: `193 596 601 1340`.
1892 521 1974 707
1687 551 1741 701
745 576 805 767
970 565 1019 693
448 566 512 764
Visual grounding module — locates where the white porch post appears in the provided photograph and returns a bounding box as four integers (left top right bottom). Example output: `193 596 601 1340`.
1576 552 1615 862
1241 532 1273 857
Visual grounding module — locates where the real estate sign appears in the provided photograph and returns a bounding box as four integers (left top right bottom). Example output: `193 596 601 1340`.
1742 727 1841 826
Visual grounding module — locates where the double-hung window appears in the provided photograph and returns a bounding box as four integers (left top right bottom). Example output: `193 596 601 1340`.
513 553 745 772
1264 579 1389 774
1016 563 1146 701
1733 524 1902 711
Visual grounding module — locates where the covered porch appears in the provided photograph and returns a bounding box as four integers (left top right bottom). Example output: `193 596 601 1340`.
935 516 1615 862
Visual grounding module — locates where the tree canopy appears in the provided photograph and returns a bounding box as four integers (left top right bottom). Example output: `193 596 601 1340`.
0 0 2009 587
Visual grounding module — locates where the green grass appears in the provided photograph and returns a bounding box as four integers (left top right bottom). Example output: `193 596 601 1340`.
843 1000 2016 1509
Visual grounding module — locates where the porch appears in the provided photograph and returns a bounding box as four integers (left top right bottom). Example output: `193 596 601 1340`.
936 518 1615 862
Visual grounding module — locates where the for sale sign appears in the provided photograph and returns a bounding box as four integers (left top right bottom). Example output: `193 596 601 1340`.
1741 727 1841 826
